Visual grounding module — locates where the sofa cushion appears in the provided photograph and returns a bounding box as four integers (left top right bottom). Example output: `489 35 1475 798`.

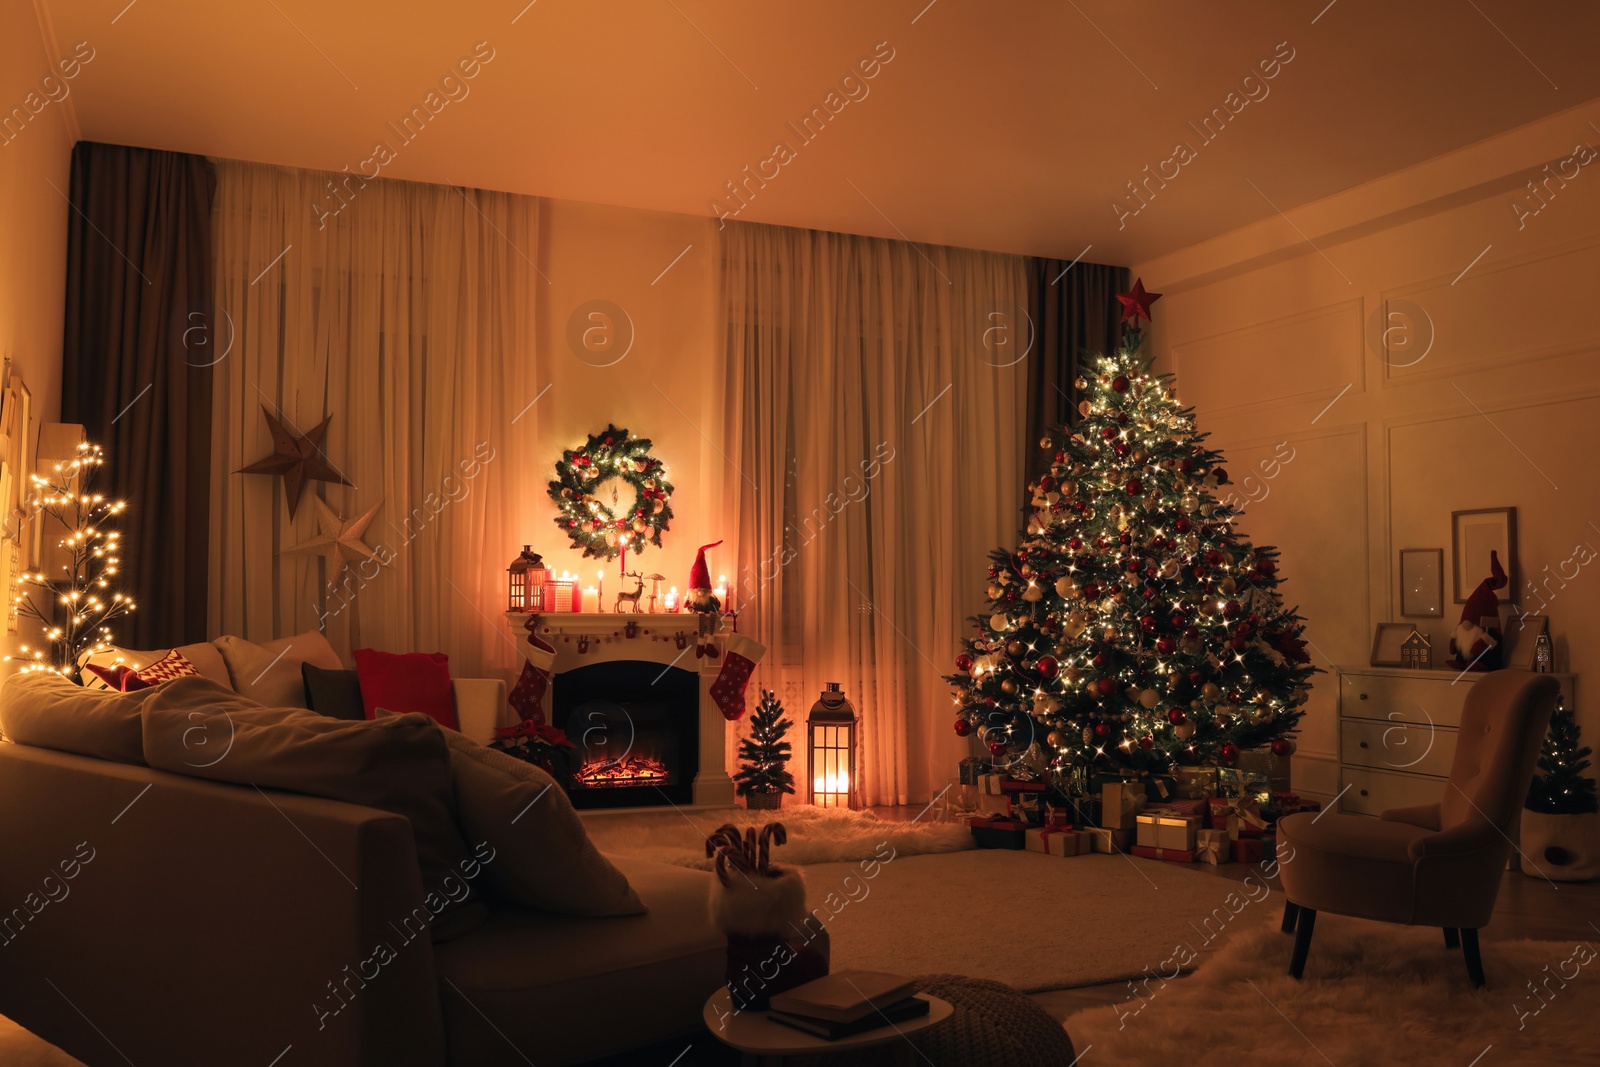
434 855 722 1067
0 670 187 764
354 648 457 730
140 679 484 938
80 641 232 690
301 664 366 721
442 731 644 917
214 631 343 708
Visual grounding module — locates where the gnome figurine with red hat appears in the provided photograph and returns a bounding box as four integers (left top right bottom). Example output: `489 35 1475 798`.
1449 550 1508 671
686 540 724 615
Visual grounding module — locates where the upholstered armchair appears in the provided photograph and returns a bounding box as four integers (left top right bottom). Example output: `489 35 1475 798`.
1276 670 1560 987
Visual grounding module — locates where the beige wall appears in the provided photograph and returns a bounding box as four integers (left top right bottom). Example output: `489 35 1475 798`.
0 3 76 663
1135 100 1600 799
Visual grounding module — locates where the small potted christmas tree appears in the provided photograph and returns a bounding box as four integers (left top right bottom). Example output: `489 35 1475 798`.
1522 699 1600 881
735 689 794 810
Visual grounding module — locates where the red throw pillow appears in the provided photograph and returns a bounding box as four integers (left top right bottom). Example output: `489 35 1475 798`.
352 649 458 730
84 650 203 692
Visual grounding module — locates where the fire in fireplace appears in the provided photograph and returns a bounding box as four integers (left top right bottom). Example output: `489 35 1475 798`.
552 660 699 808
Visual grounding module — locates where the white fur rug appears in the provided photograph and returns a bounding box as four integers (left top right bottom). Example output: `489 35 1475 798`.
1068 912 1598 1063
581 804 973 870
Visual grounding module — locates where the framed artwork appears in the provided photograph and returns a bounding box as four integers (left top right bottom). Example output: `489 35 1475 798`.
1506 615 1549 670
1371 622 1412 668
1452 507 1517 604
1399 548 1443 617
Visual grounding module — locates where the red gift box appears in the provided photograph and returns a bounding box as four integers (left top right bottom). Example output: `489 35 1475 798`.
1232 837 1265 864
1130 844 1196 863
1159 798 1208 818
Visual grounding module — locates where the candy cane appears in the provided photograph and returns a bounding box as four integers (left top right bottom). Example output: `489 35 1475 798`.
758 823 787 873
704 823 744 859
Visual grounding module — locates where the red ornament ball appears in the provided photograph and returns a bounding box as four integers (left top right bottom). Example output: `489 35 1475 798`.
954 719 972 737
956 653 974 673
1156 636 1175 655
1037 656 1059 679
988 740 1007 756
1213 467 1229 485
1138 735 1155 751
1168 707 1187 724
1219 743 1240 766
1112 375 1130 393
1271 737 1296 757
1222 600 1241 618
1094 722 1112 738
1258 558 1277 576
1175 517 1191 534
1095 677 1117 697
1101 426 1117 439
1127 478 1143 495
1092 652 1108 669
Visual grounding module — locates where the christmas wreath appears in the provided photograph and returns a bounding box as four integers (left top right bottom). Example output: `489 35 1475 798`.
548 425 674 560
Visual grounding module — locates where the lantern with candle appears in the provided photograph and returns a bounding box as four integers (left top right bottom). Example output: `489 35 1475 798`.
507 546 548 612
807 683 858 809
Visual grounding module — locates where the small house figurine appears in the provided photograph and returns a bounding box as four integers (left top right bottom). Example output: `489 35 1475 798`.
1400 627 1432 669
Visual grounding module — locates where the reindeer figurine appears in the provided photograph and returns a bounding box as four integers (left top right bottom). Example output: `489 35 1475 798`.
613 570 646 614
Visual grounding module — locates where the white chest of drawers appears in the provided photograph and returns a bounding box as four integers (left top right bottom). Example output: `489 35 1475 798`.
1335 667 1576 816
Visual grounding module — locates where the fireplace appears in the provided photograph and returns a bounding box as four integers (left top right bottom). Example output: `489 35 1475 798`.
552 660 700 809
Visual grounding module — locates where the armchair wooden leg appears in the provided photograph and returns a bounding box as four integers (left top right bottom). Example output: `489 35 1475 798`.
1288 908 1316 979
1443 927 1460 950
1281 900 1300 934
1461 928 1485 988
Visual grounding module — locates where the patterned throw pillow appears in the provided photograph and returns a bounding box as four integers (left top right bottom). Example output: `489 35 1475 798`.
84 650 203 692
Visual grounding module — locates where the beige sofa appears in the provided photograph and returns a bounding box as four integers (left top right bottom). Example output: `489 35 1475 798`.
0 683 726 1066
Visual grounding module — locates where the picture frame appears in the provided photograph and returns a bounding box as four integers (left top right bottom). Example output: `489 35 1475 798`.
1505 615 1549 670
1399 548 1443 618
1370 622 1413 667
1452 507 1517 604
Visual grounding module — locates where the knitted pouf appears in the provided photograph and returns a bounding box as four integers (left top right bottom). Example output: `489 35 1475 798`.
906 974 1077 1067
787 973 1077 1067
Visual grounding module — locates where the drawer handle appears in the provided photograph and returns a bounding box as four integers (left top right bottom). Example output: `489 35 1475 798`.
1360 789 1369 796
1359 693 1369 701
1359 741 1369 748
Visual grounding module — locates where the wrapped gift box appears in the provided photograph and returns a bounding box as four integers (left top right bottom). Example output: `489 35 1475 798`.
1091 771 1176 803
1195 828 1231 864
1269 792 1321 820
1087 827 1133 854
958 757 989 786
1172 765 1218 800
1047 829 1092 857
1218 767 1271 803
1130 844 1196 864
1240 747 1292 795
972 820 1027 850
1159 797 1207 819
1067 795 1104 828
977 790 1010 815
1135 811 1202 851
1207 796 1268 838
1101 782 1147 829
979 773 1006 796
1232 837 1265 864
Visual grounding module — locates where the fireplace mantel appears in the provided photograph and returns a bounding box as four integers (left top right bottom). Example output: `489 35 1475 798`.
505 611 736 806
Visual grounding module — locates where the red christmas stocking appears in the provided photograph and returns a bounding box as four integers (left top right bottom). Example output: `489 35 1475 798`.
709 633 766 721
509 625 558 725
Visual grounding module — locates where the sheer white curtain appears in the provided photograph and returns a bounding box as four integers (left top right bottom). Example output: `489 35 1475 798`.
721 223 1030 806
208 161 541 676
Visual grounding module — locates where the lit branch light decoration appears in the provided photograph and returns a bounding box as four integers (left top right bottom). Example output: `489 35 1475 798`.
7 443 135 679
547 425 674 561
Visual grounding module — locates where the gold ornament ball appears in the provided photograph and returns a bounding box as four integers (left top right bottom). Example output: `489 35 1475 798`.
1219 577 1237 595
1201 682 1222 703
1055 576 1078 598
1001 679 1018 696
1047 730 1063 747
1174 720 1197 740
987 583 1003 600
989 612 1009 632
1139 689 1160 709
1181 493 1200 512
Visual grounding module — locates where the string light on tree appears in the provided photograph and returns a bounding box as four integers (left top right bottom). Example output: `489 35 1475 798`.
944 280 1315 773
6 442 136 680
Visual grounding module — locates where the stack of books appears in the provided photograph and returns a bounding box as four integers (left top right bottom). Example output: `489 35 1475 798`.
766 970 927 1040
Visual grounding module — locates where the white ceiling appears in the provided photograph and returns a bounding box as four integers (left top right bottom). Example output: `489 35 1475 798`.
38 0 1600 263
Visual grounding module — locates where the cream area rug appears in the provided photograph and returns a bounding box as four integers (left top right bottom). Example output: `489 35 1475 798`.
1068 912 1599 1064
782 849 1261 992
581 804 973 870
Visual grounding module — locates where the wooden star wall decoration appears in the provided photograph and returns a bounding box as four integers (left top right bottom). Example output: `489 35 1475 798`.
282 497 383 575
236 405 351 518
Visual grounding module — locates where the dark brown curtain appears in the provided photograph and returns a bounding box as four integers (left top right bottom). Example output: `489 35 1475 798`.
1025 259 1128 479
61 142 216 648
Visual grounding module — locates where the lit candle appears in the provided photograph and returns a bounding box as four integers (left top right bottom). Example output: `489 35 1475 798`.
582 585 599 613
597 570 605 613
715 574 728 610
664 586 678 612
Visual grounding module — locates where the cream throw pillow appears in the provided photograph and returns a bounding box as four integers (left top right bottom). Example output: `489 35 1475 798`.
442 731 645 917
80 641 232 690
214 631 343 707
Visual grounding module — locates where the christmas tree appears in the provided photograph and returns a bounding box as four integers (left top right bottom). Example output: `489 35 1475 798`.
946 280 1314 774
734 689 795 800
1526 701 1598 814
8 442 135 682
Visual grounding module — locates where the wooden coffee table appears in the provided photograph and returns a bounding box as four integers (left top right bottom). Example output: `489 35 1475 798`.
702 987 952 1065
